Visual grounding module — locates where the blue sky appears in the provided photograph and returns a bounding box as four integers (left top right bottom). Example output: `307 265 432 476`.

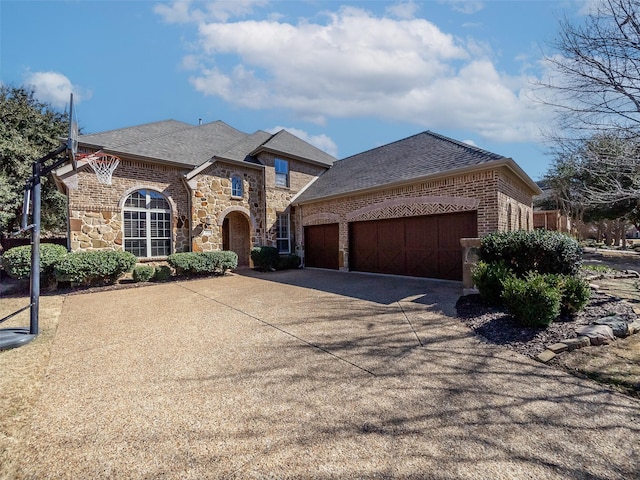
1 0 593 180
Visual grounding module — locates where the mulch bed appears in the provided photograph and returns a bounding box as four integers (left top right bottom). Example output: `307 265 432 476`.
456 290 638 358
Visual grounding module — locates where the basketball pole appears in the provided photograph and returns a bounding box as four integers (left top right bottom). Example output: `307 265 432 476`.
27 144 68 336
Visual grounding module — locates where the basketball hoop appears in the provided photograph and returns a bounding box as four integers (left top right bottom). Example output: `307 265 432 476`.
77 151 120 185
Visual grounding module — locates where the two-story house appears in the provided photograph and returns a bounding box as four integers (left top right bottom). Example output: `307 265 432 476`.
54 120 540 280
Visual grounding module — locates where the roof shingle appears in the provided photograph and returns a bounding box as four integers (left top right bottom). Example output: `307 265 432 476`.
295 130 511 203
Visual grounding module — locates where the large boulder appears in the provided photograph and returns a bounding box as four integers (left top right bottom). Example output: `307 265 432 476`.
575 325 616 346
594 315 630 338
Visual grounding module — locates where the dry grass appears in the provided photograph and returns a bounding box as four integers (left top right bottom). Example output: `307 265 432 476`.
554 251 640 397
0 293 65 479
557 333 640 397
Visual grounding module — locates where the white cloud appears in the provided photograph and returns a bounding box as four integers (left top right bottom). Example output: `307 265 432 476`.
386 1 420 19
268 126 339 157
444 1 485 15
25 71 89 108
168 3 551 143
154 0 267 23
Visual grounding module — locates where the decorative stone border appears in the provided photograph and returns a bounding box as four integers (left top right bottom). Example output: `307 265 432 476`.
536 288 640 363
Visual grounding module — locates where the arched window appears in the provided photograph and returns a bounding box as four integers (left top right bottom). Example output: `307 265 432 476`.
506 203 512 231
231 175 243 198
123 190 171 257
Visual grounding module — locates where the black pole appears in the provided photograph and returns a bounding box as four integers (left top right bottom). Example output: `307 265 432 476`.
29 161 41 335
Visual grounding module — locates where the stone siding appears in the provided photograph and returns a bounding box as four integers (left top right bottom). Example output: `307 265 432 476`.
189 162 263 253
259 153 327 250
65 158 190 256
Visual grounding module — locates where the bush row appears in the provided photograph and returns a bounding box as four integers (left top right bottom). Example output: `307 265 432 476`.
166 251 238 276
250 246 301 272
0 246 239 288
479 230 582 276
472 231 590 328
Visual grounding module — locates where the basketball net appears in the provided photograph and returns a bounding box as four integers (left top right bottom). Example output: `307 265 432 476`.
78 151 120 185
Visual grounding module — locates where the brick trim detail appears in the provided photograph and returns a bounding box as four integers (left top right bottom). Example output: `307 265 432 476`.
346 196 479 222
302 212 341 226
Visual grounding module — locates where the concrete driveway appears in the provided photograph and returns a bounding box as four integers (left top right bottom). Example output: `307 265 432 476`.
17 269 640 479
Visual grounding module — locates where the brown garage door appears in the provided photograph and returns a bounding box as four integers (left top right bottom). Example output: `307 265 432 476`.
349 212 477 280
304 224 339 269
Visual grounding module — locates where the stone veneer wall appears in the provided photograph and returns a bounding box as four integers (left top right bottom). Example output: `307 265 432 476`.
260 153 327 250
64 158 190 256
189 162 263 252
298 168 534 270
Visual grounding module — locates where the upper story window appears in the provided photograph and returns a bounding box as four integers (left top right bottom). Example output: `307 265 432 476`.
275 158 289 187
231 175 243 198
123 189 171 258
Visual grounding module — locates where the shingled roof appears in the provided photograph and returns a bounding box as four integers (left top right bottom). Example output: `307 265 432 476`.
77 120 336 169
295 130 539 204
78 120 246 167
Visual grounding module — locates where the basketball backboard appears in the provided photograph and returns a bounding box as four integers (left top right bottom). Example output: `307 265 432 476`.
66 93 78 170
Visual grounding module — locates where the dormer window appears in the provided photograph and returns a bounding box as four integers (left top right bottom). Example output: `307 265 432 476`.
275 158 289 187
231 175 243 198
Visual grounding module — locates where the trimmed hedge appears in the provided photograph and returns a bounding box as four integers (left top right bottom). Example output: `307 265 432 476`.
132 265 155 283
250 247 301 271
167 251 238 276
1 243 68 285
479 230 582 276
277 254 301 270
471 260 512 306
502 273 561 327
251 246 280 271
154 265 172 282
55 250 137 286
552 274 591 316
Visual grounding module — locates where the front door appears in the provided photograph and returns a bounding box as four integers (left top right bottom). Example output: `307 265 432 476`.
222 212 250 266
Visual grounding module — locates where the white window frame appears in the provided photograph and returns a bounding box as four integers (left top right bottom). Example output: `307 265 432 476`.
123 190 172 258
276 213 291 254
231 175 243 198
274 158 289 188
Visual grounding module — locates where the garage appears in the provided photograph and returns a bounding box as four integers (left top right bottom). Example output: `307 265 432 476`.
349 211 477 280
304 223 339 270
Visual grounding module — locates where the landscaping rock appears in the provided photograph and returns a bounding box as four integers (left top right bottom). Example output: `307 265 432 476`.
575 325 616 346
628 320 640 335
563 336 591 351
547 342 568 354
589 283 600 290
594 315 630 338
536 350 556 363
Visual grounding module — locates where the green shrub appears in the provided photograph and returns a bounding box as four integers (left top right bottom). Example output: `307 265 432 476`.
167 251 237 276
276 254 301 270
472 260 512 306
132 265 155 283
1 243 68 285
54 250 137 286
154 265 172 282
480 230 582 277
502 273 561 327
250 246 280 271
556 275 591 316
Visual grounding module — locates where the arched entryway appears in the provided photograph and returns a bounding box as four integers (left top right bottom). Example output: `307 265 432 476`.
222 211 251 266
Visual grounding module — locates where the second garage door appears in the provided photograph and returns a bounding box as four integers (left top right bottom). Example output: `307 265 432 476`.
349 212 477 280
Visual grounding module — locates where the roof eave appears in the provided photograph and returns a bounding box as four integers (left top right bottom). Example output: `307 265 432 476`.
250 146 334 168
185 156 264 181
294 159 541 206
